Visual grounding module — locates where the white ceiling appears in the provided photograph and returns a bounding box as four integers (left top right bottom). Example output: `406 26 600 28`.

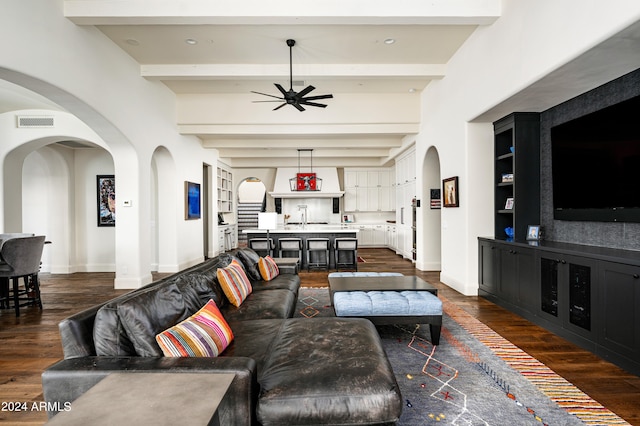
56 0 501 167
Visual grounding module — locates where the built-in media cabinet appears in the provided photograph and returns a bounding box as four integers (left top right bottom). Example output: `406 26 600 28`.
478 237 640 376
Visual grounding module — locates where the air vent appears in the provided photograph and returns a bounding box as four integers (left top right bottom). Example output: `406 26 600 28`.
16 115 55 128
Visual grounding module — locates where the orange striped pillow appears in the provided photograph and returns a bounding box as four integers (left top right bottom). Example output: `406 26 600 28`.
155 299 233 357
258 256 280 281
217 259 252 307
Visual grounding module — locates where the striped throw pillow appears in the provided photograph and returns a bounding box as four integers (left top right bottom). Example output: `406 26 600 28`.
155 299 233 357
258 256 280 281
217 259 252 307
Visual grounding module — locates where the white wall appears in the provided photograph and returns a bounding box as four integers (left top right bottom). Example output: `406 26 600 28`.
416 0 640 295
1 0 220 287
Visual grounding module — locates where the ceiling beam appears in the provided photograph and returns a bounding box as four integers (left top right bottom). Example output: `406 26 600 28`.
65 0 500 26
141 63 447 80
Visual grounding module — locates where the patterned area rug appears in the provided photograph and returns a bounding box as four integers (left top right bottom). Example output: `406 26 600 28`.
296 287 629 426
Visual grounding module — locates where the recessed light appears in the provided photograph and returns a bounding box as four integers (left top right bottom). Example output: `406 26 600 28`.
408 88 416 93
125 39 139 46
384 38 396 45
185 38 198 45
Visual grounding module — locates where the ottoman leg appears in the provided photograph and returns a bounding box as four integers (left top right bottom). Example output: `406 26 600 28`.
429 324 441 345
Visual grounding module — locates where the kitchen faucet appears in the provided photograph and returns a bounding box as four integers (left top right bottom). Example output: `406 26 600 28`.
298 205 308 228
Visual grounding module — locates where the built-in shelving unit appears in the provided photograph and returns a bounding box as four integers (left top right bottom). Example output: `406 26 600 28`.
493 113 540 240
217 164 233 213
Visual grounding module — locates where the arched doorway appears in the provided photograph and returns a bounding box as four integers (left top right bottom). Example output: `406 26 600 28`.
419 146 442 271
237 178 267 246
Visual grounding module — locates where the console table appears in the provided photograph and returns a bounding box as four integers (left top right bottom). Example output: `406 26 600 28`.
478 237 640 376
46 373 235 425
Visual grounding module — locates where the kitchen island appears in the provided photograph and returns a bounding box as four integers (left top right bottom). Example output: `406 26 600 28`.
243 225 358 270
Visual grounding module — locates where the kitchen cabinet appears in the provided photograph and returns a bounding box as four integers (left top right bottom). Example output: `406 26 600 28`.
478 237 640 376
344 168 394 212
217 224 237 254
386 225 397 250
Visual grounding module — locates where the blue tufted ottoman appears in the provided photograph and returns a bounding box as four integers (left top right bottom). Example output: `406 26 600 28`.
328 272 443 345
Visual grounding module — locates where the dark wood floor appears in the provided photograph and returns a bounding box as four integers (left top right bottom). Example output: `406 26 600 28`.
1 248 639 425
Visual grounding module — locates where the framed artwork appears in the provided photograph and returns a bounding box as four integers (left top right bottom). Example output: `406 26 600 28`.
430 188 441 209
505 197 514 210
97 175 116 227
527 225 542 241
296 172 317 191
442 176 459 208
185 181 201 220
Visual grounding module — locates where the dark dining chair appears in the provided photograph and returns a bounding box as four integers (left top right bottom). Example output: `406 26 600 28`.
0 235 46 317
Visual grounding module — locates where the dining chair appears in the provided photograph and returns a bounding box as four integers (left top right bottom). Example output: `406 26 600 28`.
0 235 46 317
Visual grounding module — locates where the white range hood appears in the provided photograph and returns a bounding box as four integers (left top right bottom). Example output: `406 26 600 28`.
269 167 344 198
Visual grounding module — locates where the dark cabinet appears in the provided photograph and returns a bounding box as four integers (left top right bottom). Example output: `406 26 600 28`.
478 239 497 295
539 254 597 340
599 262 640 362
478 237 640 375
478 238 535 314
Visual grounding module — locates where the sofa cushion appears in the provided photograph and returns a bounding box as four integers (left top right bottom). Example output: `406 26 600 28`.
217 259 253 307
173 267 226 311
221 289 296 322
258 256 279 281
234 248 262 281
156 299 234 357
117 282 192 357
250 274 300 294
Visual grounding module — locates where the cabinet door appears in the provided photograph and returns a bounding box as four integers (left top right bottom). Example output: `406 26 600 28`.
372 225 386 246
539 254 597 339
599 262 640 361
344 170 359 188
344 187 357 211
478 240 497 295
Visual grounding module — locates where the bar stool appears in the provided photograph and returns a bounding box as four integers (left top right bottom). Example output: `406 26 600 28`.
306 238 330 271
278 238 303 265
248 238 275 257
334 237 358 271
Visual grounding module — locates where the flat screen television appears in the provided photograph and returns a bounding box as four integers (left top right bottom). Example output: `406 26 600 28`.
551 94 640 222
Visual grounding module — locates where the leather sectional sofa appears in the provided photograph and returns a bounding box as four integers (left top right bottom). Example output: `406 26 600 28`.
42 248 402 425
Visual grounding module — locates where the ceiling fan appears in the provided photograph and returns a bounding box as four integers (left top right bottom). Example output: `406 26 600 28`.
251 39 333 112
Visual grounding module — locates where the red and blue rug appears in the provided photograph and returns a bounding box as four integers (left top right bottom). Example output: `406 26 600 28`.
296 287 629 425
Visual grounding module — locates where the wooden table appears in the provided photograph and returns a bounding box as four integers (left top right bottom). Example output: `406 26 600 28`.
46 373 235 426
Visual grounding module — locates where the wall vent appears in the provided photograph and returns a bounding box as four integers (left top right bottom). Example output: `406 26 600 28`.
16 115 55 128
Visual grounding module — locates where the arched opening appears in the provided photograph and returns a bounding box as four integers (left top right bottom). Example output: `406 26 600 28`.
419 146 442 271
150 146 178 272
237 177 267 246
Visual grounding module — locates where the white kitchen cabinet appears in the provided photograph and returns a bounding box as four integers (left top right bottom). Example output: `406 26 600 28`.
344 167 394 212
372 225 386 246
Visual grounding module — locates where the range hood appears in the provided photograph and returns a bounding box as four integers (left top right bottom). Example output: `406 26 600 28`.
270 167 344 198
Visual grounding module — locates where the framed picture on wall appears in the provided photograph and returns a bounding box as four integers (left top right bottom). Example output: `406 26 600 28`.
185 181 201 220
442 176 459 208
97 175 116 227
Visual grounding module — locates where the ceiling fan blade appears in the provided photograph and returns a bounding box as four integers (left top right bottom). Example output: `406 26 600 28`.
250 91 284 100
302 94 333 101
296 85 316 98
299 100 328 108
273 103 288 111
274 84 288 96
292 102 306 112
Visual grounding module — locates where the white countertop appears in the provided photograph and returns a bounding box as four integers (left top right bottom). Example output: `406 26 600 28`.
243 225 358 233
